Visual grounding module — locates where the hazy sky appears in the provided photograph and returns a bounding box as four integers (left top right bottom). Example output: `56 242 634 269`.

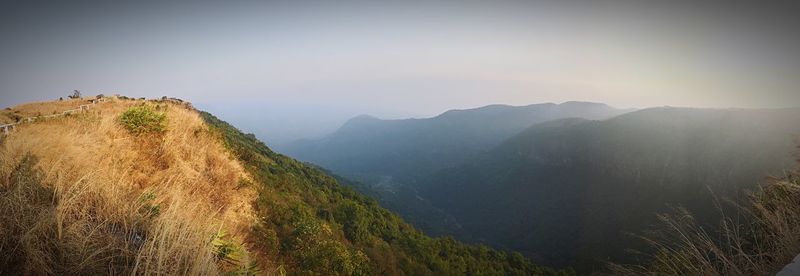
2 0 799 145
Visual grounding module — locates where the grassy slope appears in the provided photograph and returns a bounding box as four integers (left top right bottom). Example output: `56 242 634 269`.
0 98 258 275
202 111 571 275
1 99 93 124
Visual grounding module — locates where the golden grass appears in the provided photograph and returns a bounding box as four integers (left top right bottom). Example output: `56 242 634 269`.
0 98 262 274
0 98 95 124
609 168 800 276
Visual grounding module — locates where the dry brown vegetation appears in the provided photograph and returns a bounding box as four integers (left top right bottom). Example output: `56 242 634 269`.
610 165 800 276
0 98 96 124
0 98 262 274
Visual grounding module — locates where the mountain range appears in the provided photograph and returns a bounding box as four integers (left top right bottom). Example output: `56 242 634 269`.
282 102 630 186
282 103 800 271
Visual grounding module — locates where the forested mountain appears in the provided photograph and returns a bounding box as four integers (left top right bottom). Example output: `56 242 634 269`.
281 102 630 184
418 107 800 271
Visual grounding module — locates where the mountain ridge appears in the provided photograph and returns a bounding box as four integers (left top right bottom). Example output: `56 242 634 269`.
0 96 569 275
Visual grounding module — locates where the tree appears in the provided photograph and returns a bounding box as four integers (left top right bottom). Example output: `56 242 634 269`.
68 90 81 99
335 201 371 244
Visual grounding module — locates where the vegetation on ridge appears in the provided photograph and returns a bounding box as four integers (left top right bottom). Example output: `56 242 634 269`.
119 105 167 134
0 99 257 275
0 97 569 275
201 111 572 275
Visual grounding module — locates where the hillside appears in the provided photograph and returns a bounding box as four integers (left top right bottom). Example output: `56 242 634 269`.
418 107 800 271
0 97 568 275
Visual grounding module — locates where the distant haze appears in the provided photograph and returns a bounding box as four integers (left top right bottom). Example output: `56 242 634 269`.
2 1 799 145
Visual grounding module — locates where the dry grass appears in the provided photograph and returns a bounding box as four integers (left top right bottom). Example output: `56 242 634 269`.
609 168 800 276
0 98 95 124
0 98 262 275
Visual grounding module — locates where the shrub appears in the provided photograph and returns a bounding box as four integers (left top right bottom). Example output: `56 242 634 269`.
119 105 167 134
212 230 244 264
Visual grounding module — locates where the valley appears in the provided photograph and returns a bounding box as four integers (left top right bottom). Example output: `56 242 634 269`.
283 104 800 272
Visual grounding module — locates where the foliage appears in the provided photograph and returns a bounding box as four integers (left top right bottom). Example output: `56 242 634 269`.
201 111 571 275
213 229 248 266
137 190 161 218
119 105 167 134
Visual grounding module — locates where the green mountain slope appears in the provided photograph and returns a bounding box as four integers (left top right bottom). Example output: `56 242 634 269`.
201 112 571 275
418 107 800 271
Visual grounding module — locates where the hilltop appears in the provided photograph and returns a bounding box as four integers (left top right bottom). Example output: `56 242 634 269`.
0 96 568 275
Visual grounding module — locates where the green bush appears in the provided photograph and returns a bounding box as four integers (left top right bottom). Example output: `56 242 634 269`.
119 105 166 134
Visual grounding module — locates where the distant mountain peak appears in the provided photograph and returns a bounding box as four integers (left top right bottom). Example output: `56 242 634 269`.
557 101 610 107
347 114 380 122
335 114 385 132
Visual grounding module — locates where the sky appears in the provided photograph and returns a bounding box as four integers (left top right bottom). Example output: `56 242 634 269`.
1 0 799 145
